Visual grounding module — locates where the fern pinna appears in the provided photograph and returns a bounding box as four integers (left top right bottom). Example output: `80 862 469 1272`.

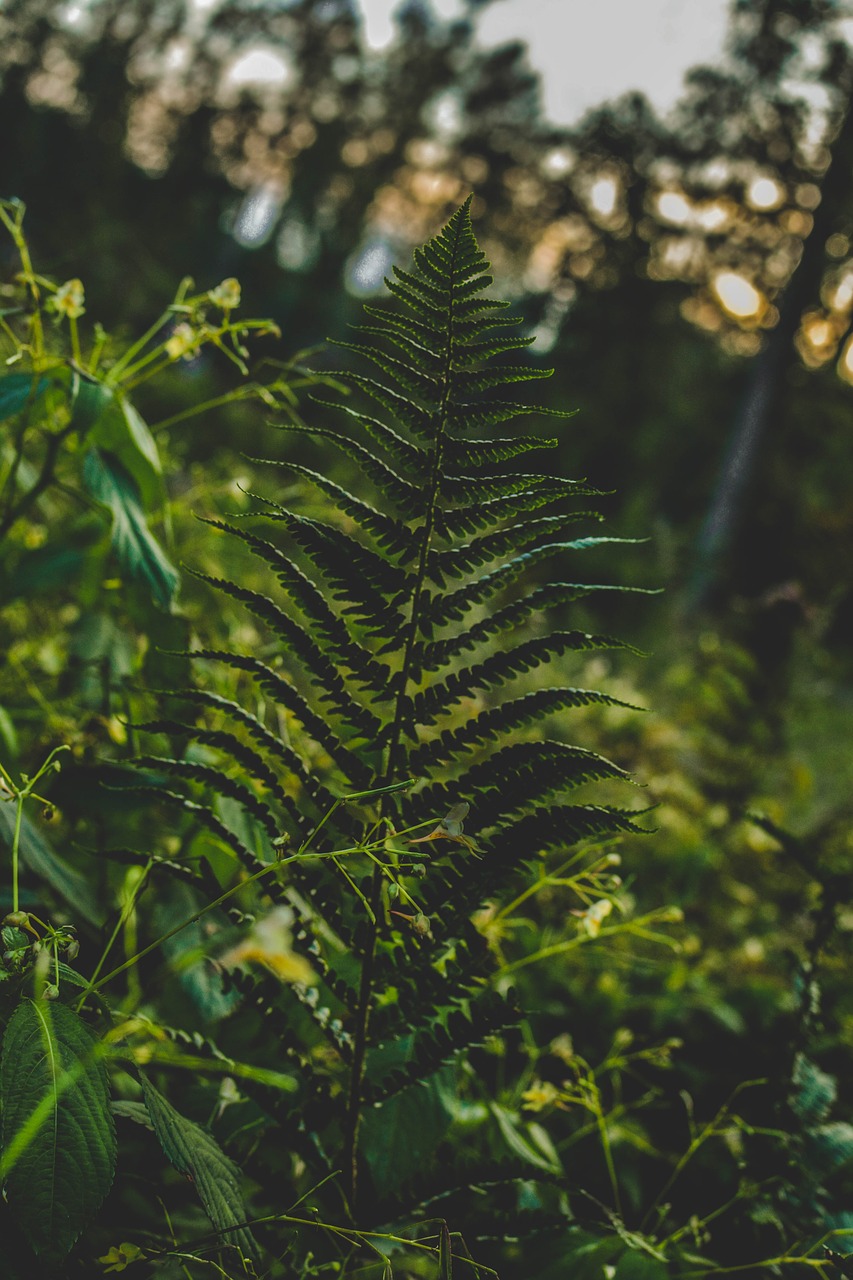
139 198 641 1246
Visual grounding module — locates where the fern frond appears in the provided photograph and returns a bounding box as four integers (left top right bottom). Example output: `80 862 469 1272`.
156 198 647 1224
245 460 413 558
405 631 635 730
275 422 425 513
425 538 641 627
149 687 336 812
361 990 519 1104
409 687 644 770
183 650 373 785
187 569 384 737
133 755 282 841
199 518 391 693
133 720 311 833
411 741 629 821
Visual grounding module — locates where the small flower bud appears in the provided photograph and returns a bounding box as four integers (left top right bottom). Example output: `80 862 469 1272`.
412 913 431 938
3 911 29 929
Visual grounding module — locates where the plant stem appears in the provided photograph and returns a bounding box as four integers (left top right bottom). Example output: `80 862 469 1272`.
0 422 75 544
81 857 155 1003
107 308 172 380
11 792 24 913
85 859 283 995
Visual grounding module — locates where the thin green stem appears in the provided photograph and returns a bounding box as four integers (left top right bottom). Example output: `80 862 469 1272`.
0 201 44 361
77 857 154 1008
11 792 24 913
107 308 173 380
85 859 281 996
150 389 260 433
640 1080 765 1233
68 314 82 365
119 351 175 391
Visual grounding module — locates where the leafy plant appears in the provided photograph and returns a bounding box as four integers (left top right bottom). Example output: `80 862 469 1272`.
122 196 649 1270
0 196 303 610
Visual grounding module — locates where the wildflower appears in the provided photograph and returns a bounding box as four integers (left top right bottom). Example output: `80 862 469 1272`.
98 1242 145 1272
49 278 85 319
208 276 241 310
521 1080 560 1112
218 906 313 984
165 322 200 360
549 1033 575 1065
577 898 613 938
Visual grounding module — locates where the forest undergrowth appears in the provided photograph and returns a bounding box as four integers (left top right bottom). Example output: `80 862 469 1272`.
0 195 852 1279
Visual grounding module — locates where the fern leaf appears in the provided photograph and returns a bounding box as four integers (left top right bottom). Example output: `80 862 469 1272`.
246 460 413 558
181 650 373 786
405 631 635 730
409 687 644 770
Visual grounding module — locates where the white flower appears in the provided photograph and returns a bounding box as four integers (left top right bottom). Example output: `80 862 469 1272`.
49 278 85 319
165 322 200 360
208 277 241 311
578 898 613 938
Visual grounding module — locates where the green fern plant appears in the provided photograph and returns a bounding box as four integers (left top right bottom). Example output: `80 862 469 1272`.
136 196 644 1262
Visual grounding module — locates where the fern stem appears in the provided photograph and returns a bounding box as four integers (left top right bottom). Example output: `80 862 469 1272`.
343 214 465 1211
342 875 383 1211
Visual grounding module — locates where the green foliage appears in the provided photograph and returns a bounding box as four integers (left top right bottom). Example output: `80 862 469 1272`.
0 997 116 1264
82 448 178 609
2 190 852 1280
139 1074 260 1269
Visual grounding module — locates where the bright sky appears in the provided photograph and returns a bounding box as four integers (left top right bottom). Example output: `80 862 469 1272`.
359 0 731 125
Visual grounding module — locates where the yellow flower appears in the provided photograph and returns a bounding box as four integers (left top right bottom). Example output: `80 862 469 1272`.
219 906 314 984
521 1080 560 1112
98 1242 145 1272
165 322 199 360
208 276 241 310
50 278 85 319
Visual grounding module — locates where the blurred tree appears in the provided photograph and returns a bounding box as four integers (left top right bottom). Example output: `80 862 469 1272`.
3 0 853 637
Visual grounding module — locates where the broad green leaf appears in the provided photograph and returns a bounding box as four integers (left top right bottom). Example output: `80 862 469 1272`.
152 879 240 1021
0 801 104 926
361 1067 456 1197
69 371 114 437
110 1100 154 1130
0 702 17 757
90 395 164 508
139 1075 260 1267
489 1102 562 1173
82 447 178 609
614 1251 670 1279
1 998 116 1264
0 372 47 422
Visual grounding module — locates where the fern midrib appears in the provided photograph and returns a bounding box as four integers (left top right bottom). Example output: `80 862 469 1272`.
382 302 461 781
344 216 465 1210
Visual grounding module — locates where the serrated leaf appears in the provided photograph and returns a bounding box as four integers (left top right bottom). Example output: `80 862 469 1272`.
139 1075 260 1267
361 1068 456 1198
1 998 116 1264
82 447 178 608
